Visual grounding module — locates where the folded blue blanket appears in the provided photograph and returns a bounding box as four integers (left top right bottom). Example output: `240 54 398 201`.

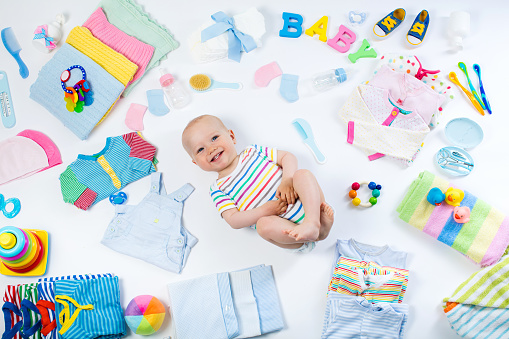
167 265 284 338
30 43 124 140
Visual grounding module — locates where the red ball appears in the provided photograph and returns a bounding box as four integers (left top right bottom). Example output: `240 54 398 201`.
351 182 360 190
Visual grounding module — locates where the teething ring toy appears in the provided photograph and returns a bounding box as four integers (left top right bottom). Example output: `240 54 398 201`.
348 11 367 25
61 65 92 113
109 192 127 205
61 65 86 93
0 226 25 258
349 181 382 207
2 197 21 219
0 194 21 219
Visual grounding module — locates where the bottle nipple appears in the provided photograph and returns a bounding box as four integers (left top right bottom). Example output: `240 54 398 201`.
159 69 174 87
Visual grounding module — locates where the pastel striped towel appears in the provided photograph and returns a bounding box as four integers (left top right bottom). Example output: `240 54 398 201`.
443 255 509 338
397 171 509 267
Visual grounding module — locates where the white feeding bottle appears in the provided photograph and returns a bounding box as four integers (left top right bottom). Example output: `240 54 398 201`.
159 69 191 109
311 67 352 92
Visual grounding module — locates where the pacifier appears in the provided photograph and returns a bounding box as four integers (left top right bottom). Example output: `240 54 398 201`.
348 11 367 26
109 192 128 205
33 14 65 53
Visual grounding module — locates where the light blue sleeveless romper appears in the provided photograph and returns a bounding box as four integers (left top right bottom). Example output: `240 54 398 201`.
102 173 197 273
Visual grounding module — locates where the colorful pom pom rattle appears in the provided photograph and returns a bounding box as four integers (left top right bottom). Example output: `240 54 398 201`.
125 295 166 335
61 65 93 113
349 181 381 207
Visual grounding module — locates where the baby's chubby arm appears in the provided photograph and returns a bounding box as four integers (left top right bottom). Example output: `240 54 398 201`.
275 150 298 204
221 200 288 229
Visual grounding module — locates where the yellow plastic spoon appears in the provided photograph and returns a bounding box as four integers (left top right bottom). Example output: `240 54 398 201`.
449 72 485 116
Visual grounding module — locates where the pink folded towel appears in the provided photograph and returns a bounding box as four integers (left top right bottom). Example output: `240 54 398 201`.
83 7 155 88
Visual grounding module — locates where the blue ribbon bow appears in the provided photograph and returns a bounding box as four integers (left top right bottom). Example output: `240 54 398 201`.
201 11 257 62
33 28 54 47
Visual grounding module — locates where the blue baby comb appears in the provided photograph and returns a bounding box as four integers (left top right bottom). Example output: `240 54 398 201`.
292 118 326 164
1 28 29 79
473 64 492 114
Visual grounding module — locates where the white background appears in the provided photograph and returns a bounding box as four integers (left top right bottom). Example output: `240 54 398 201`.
0 0 507 338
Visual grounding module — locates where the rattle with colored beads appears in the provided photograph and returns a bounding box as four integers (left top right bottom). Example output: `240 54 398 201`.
349 181 381 207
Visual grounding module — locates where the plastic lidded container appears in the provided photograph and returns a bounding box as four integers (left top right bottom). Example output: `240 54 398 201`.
435 118 483 176
159 69 191 109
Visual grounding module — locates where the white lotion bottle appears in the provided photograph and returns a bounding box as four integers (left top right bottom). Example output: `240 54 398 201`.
448 11 470 52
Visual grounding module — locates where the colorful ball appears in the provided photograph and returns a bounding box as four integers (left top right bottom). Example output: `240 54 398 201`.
369 197 377 205
125 295 166 335
352 198 361 206
368 182 376 190
372 189 380 198
376 184 382 190
351 182 360 190
349 190 357 199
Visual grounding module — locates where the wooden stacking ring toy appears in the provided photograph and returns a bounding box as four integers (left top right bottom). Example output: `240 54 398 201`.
349 181 382 207
0 226 49 276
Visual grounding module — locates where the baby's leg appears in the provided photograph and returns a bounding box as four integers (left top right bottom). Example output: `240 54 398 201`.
257 216 306 249
318 202 335 240
283 169 323 241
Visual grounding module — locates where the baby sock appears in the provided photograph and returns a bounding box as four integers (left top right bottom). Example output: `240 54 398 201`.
279 74 299 103
146 89 170 116
255 61 282 87
125 103 147 131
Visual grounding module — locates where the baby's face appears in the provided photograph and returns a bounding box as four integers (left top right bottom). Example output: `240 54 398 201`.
183 119 238 173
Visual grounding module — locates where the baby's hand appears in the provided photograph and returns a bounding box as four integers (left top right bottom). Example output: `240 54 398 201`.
263 199 288 216
276 178 298 205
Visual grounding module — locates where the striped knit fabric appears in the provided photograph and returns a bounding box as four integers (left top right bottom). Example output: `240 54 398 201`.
18 283 42 339
210 145 305 225
397 171 509 267
98 0 180 96
443 255 509 338
54 276 125 338
65 25 139 126
83 8 155 87
59 132 156 210
65 26 138 86
29 43 125 140
3 284 22 339
329 256 409 303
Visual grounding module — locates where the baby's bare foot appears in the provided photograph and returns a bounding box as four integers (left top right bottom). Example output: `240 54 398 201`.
318 202 335 240
282 221 320 242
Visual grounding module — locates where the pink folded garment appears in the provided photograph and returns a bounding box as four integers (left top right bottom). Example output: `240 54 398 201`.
0 130 62 185
83 7 155 87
